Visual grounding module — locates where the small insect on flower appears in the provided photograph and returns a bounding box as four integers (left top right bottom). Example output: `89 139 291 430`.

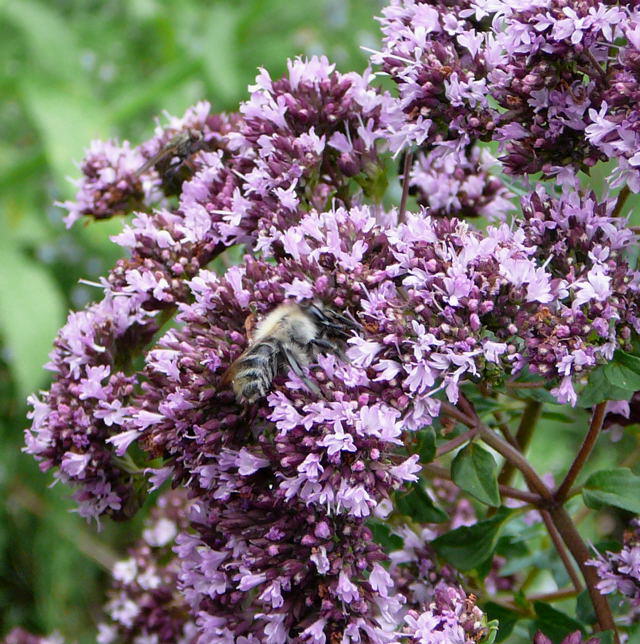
137 129 204 195
223 301 360 404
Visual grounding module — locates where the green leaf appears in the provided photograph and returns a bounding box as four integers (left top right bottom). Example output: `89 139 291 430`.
532 602 584 642
594 632 615 644
432 507 512 570
394 482 448 524
367 522 403 551
582 468 640 514
613 349 640 374
484 602 520 643
0 244 65 400
418 426 436 464
578 366 631 408
576 589 596 626
603 361 640 391
495 534 529 559
451 443 500 506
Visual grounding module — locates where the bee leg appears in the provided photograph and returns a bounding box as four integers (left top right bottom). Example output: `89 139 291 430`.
329 309 361 331
309 338 335 353
310 337 348 363
279 343 321 396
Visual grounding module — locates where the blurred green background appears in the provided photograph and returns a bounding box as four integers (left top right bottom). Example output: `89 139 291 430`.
2 2 640 643
0 1 381 639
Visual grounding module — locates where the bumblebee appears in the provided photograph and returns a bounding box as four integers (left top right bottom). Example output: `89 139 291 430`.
223 301 359 404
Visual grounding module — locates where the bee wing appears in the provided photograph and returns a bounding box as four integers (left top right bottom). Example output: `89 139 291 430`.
136 149 171 176
135 132 191 177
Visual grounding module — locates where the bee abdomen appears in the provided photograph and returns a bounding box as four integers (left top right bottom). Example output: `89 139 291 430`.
232 339 279 404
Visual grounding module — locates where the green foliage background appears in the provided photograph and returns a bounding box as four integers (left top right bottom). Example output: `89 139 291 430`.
2 2 640 643
0 1 381 639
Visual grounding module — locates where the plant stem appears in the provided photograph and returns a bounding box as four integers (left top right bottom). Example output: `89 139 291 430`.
497 588 580 615
498 485 541 505
435 428 477 458
612 185 630 218
547 506 620 641
493 411 520 448
584 48 607 80
506 381 546 389
527 588 580 603
555 402 607 503
477 424 554 501
498 400 543 486
455 404 619 640
540 510 583 592
398 150 414 224
440 401 477 428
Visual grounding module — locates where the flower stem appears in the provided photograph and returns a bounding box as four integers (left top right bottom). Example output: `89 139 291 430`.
555 402 607 503
398 150 414 224
540 509 583 592
440 401 477 428
498 399 543 486
547 505 620 642
477 424 554 501
505 381 546 389
612 185 630 218
497 588 580 615
435 428 478 458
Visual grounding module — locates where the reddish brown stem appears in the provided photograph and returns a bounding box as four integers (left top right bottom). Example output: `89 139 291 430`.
398 150 414 224
612 185 630 218
498 400 542 486
435 428 477 458
477 424 554 501
547 506 620 641
506 381 546 389
555 402 607 503
440 401 477 428
540 510 583 593
498 485 540 505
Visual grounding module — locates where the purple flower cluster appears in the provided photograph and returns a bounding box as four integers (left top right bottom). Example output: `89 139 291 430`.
409 146 513 219
24 2 640 640
58 138 160 228
230 56 390 246
372 0 493 153
128 192 637 637
97 490 196 644
488 0 627 175
402 583 487 643
26 57 390 523
130 202 530 638
373 0 640 185
25 296 148 520
518 186 640 404
588 518 640 607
